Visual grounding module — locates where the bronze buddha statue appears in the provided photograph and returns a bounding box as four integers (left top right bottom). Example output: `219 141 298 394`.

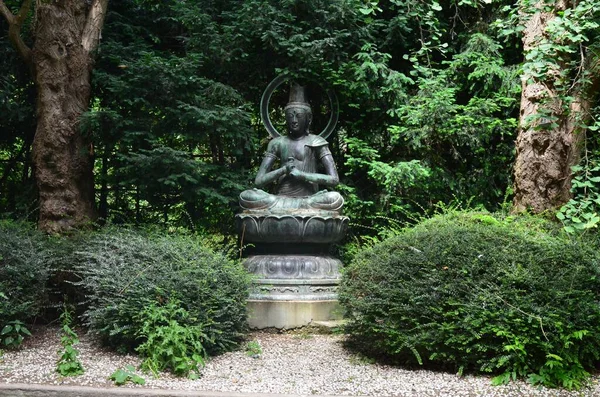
239 84 343 214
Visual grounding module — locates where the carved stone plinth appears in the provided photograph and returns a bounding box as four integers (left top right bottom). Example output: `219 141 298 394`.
245 255 341 302
245 255 341 279
247 300 342 329
237 214 346 329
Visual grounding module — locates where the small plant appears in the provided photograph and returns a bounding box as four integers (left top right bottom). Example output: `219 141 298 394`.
245 340 262 358
1 320 32 349
135 297 206 379
56 305 84 377
109 365 146 386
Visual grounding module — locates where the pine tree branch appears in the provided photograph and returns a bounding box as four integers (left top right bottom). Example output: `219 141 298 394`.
81 0 109 54
0 0 32 67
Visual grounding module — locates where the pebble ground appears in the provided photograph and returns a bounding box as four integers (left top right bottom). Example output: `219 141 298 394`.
0 326 598 396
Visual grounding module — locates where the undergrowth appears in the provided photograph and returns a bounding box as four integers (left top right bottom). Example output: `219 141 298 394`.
73 227 250 365
135 297 206 378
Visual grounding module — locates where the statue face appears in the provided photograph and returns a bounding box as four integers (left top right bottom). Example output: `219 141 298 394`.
285 107 311 136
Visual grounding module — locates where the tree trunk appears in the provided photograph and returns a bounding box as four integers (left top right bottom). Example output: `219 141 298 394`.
512 1 584 213
512 90 583 213
1 0 108 233
32 1 96 233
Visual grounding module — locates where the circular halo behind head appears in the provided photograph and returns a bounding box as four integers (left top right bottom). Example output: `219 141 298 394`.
260 74 339 139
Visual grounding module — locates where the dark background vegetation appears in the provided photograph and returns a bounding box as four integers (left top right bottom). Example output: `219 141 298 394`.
0 0 523 235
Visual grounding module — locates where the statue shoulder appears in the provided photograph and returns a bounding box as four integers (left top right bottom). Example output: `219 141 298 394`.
266 136 284 152
305 134 328 147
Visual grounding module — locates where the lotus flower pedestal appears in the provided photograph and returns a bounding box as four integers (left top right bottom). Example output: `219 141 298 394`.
236 212 348 328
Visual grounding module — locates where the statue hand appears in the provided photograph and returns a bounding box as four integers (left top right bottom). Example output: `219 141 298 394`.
289 168 305 180
285 157 296 174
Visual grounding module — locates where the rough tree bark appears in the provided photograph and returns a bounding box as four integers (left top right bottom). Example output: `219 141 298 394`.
0 0 108 233
512 0 591 213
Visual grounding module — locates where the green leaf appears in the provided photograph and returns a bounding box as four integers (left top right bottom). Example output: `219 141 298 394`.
1 325 12 335
113 370 128 385
492 372 510 385
132 375 146 385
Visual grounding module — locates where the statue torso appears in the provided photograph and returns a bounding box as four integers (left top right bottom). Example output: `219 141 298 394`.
270 134 328 197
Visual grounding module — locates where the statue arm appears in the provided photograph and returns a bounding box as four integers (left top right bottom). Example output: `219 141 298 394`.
254 140 288 187
290 152 339 187
254 155 287 187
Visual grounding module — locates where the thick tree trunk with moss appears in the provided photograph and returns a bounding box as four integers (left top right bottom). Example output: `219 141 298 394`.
32 1 95 233
512 1 584 213
1 0 108 233
512 89 584 213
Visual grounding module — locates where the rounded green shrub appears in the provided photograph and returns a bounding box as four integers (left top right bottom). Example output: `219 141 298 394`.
74 228 250 357
0 220 51 326
339 211 600 389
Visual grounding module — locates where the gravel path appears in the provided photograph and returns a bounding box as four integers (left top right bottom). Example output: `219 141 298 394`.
0 326 598 396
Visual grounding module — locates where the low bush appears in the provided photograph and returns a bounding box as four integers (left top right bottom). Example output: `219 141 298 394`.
339 210 600 389
73 228 250 362
0 220 51 327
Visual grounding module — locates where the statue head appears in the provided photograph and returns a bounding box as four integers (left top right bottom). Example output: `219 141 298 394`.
284 84 312 137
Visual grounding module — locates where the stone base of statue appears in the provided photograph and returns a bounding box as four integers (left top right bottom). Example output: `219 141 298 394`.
236 212 348 329
247 299 342 329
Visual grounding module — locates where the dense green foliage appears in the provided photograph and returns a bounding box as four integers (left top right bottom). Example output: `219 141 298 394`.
0 220 50 326
558 107 600 233
73 228 250 356
0 220 249 369
1 0 522 233
0 14 36 219
340 211 600 389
